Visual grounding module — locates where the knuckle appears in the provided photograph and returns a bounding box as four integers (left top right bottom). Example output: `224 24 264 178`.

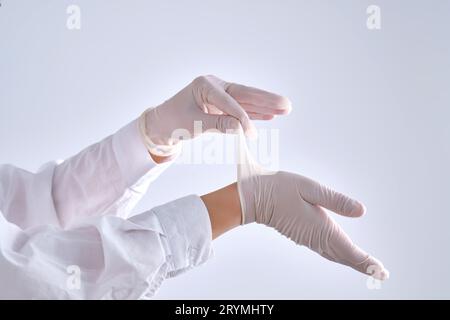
193 75 209 86
193 75 219 86
217 117 240 133
224 81 234 93
227 117 241 131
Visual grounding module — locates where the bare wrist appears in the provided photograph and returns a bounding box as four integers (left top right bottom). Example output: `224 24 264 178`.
201 183 242 240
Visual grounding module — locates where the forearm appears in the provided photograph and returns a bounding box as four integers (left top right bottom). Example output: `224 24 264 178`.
52 119 174 228
201 183 242 240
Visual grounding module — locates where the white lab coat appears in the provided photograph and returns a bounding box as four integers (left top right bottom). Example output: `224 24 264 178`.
0 119 213 299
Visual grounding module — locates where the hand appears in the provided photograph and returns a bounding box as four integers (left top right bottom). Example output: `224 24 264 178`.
238 169 389 280
143 75 292 148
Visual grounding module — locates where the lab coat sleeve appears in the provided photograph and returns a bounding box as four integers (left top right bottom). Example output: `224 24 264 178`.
0 195 213 299
52 118 175 228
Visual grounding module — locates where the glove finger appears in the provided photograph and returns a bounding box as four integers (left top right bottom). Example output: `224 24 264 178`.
296 174 366 217
240 102 291 115
247 112 275 120
225 82 292 112
322 218 389 280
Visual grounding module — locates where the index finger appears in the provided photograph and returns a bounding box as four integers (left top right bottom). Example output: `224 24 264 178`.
225 82 292 113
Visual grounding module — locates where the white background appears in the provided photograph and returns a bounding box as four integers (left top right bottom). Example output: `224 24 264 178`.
1 0 449 299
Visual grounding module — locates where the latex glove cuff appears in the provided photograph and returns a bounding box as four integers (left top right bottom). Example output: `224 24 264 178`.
138 109 182 157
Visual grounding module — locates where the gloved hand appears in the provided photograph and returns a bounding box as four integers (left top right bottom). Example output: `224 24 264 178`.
238 161 389 280
140 75 291 156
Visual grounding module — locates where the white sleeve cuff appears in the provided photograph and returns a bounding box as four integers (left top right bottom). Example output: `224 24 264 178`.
151 195 213 276
112 118 173 187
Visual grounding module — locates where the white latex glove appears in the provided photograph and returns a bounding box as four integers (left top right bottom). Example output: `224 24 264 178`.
140 75 291 156
238 146 389 280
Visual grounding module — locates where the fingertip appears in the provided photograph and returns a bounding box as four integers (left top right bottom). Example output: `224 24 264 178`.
274 97 292 115
350 201 366 217
380 268 390 281
283 98 293 114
